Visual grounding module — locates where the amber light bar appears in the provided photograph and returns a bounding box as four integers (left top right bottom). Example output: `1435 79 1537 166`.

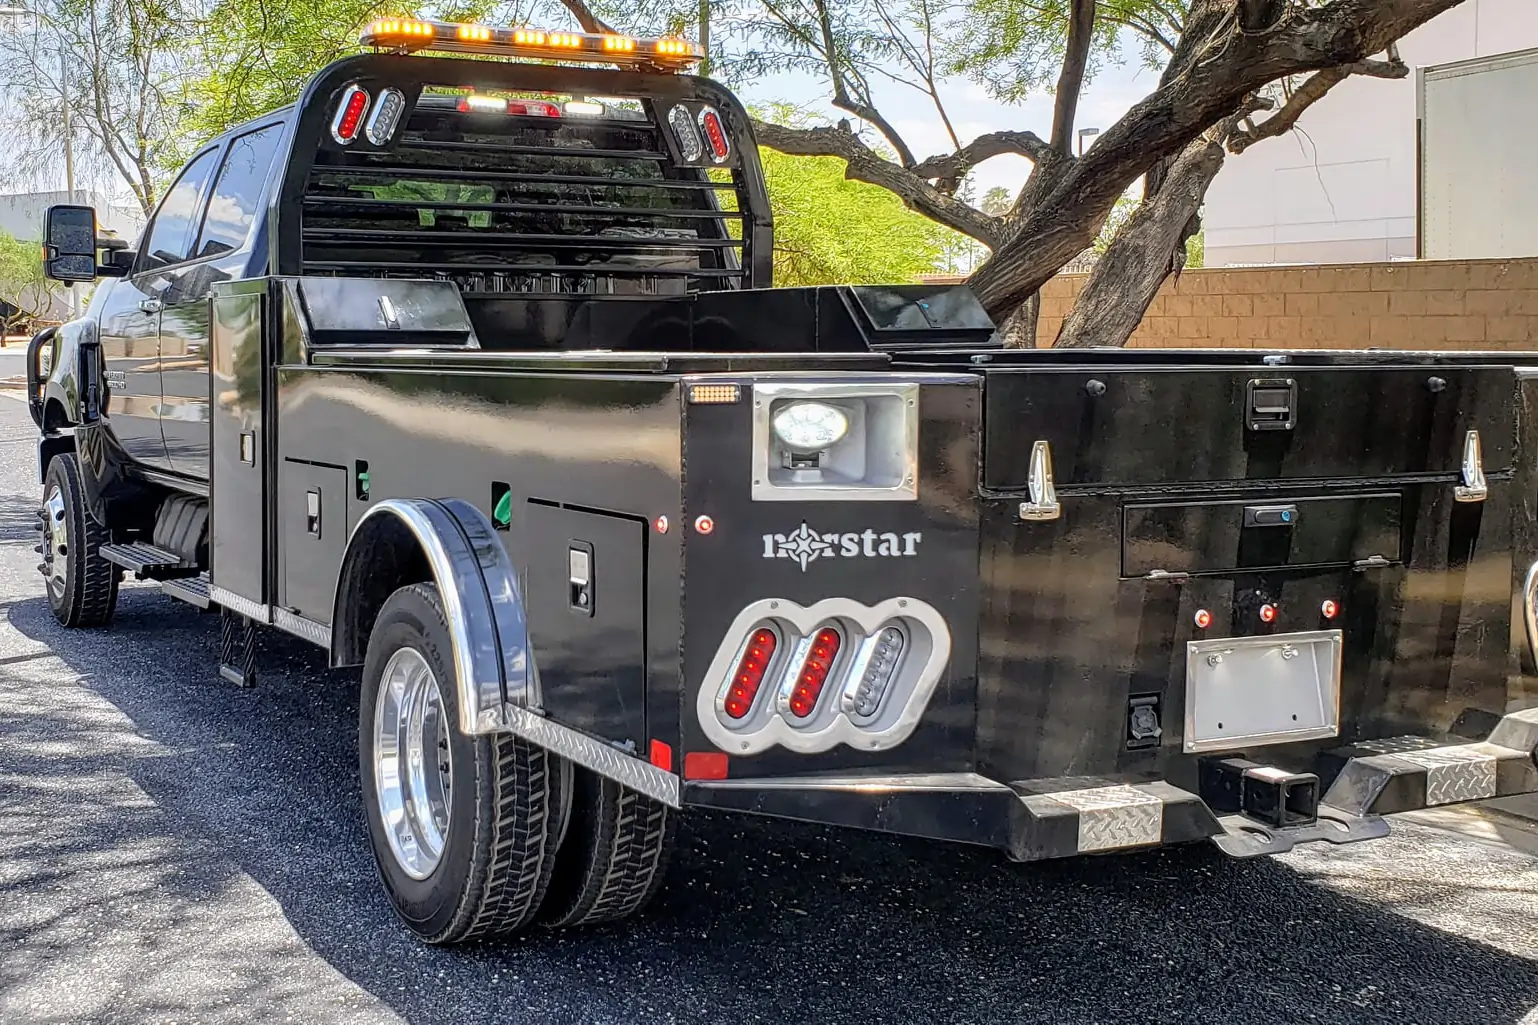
360 18 702 69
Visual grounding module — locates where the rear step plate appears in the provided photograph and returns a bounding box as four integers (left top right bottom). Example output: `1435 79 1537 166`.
99 541 199 578
1185 630 1342 753
161 574 211 609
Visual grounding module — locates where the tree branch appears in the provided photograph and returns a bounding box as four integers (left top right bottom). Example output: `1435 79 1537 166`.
554 0 616 34
908 130 1056 180
752 119 1002 245
1228 55 1408 153
1050 0 1096 155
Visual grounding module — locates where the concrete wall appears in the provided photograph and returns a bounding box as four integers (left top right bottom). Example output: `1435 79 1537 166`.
1202 0 1538 268
1037 257 1538 350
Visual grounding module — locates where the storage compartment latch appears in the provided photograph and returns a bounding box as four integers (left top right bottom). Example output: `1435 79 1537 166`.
1246 378 1296 431
1017 440 1061 522
1454 429 1488 503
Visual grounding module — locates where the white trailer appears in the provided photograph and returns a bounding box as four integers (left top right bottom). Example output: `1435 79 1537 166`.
1418 46 1538 261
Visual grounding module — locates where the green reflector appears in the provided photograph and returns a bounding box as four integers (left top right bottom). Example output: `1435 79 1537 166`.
493 489 512 527
357 471 370 491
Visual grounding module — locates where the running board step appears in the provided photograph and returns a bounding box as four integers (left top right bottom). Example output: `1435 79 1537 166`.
161 573 211 609
98 541 200 579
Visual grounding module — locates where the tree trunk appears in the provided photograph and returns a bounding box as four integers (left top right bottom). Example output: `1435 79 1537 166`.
1053 132 1226 348
997 294 1039 348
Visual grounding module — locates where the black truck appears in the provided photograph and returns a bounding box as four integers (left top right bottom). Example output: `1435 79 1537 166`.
24 19 1538 945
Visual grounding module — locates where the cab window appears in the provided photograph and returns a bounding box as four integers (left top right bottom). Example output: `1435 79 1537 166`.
194 124 283 259
137 148 218 272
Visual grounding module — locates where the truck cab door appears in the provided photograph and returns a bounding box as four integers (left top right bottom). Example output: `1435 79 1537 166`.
111 146 222 475
161 123 284 480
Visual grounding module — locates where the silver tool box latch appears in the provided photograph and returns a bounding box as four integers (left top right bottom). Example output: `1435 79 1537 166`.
1018 440 1062 522
1455 429 1488 503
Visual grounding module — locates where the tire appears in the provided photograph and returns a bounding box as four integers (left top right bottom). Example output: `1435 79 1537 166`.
540 768 676 929
40 453 119 628
359 583 571 944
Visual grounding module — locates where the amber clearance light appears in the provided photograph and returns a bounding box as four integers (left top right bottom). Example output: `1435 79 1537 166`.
360 18 702 69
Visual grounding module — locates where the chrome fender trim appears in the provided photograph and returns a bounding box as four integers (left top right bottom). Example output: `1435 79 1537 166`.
332 498 519 735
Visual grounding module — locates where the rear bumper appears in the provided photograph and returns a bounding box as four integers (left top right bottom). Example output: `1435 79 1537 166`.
684 708 1538 861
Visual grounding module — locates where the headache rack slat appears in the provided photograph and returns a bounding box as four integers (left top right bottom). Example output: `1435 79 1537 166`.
303 260 742 278
396 137 670 162
301 195 744 221
310 164 734 191
303 227 742 250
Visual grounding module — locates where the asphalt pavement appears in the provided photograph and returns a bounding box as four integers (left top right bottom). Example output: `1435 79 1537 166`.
4 391 1538 1025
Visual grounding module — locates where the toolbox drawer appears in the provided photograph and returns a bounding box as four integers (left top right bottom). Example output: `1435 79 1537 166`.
1122 493 1401 577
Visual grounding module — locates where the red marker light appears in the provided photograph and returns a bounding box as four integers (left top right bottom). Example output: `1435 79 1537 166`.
508 99 562 117
723 628 776 719
1321 599 1339 619
1194 609 1213 629
654 515 669 534
1259 603 1278 624
694 515 715 535
788 628 842 718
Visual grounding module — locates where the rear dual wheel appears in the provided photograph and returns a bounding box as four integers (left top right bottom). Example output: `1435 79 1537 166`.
360 582 675 943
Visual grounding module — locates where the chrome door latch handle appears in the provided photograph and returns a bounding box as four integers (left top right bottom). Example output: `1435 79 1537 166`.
1018 440 1062 521
1454 429 1488 503
139 297 163 315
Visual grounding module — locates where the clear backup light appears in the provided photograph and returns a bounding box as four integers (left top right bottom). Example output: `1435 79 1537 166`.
364 87 405 145
457 94 506 113
842 625 906 720
668 104 703 162
564 99 605 116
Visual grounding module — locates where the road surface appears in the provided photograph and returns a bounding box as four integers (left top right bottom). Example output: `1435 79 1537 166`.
3 392 1538 1025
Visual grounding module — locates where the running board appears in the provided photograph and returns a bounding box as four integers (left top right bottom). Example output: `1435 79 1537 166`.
99 541 200 579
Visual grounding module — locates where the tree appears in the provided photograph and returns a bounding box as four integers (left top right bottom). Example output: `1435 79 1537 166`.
0 230 59 335
0 0 192 215
756 146 958 285
559 0 1461 347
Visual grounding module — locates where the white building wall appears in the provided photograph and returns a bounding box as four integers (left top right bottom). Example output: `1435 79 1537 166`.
0 190 143 244
1203 0 1538 267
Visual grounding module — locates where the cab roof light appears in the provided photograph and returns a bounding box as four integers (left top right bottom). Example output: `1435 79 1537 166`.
360 18 703 69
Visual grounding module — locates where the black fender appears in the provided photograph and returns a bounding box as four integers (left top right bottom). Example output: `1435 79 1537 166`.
330 497 680 807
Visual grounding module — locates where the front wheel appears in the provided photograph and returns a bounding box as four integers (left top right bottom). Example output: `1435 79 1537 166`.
41 454 119 628
359 582 571 944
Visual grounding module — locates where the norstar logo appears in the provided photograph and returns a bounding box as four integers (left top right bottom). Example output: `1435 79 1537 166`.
762 522 922 571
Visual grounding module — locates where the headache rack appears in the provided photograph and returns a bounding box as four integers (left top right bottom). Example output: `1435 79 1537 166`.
291 58 769 299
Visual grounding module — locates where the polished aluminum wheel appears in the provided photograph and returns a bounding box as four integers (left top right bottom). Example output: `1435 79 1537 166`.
372 646 454 880
41 484 68 599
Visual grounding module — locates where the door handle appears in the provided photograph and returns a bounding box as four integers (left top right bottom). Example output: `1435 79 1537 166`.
139 298 163 315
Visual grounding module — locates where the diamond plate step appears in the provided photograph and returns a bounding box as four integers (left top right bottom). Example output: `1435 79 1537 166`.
161 573 211 609
98 541 200 579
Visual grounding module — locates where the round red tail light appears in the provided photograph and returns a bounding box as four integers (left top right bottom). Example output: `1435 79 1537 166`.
1193 609 1213 629
1321 599 1339 619
1259 603 1278 624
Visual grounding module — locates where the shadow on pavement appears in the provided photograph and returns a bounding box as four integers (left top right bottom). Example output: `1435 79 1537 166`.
9 588 1538 1025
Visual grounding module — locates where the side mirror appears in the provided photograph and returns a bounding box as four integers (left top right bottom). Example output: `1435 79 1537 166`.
42 204 101 283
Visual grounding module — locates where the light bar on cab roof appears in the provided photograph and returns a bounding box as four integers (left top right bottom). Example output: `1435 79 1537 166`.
360 18 702 70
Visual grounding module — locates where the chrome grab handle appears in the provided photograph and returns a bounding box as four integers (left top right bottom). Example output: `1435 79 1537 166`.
1454 429 1488 503
138 297 163 315
1018 440 1062 522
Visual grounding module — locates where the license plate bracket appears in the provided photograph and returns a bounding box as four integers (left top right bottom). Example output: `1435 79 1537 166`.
1184 630 1342 754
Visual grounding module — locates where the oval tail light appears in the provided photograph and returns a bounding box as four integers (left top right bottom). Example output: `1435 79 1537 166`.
364 87 405 145
787 627 842 719
723 627 777 720
698 106 731 163
331 84 371 144
669 103 703 162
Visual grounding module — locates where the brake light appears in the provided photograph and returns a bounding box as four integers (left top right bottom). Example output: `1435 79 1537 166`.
331 85 371 144
788 628 841 719
699 106 730 163
1259 603 1278 624
508 99 561 117
723 628 777 719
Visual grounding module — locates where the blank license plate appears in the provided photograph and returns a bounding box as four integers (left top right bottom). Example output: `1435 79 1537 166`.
1184 630 1342 754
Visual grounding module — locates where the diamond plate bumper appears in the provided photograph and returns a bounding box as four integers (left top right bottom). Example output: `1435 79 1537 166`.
1321 708 1538 817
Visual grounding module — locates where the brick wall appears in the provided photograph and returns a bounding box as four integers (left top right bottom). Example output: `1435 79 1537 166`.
1034 258 1538 350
